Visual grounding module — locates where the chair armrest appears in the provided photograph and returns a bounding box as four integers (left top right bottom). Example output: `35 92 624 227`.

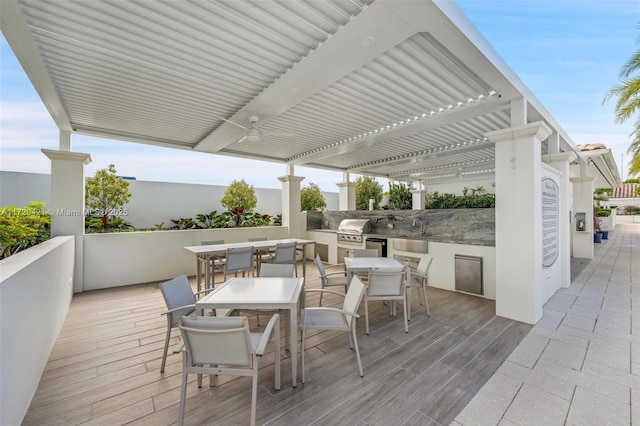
324 263 346 270
255 314 280 355
305 288 346 298
304 306 360 318
172 341 185 354
161 303 196 315
325 271 347 278
194 288 215 298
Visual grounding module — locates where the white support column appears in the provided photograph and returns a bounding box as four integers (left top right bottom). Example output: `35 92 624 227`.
486 121 552 324
411 189 425 210
543 152 577 288
336 172 356 211
570 177 596 259
42 149 92 293
278 168 305 238
547 133 560 155
59 130 72 151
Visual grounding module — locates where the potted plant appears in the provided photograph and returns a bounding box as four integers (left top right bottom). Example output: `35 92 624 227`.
593 218 603 243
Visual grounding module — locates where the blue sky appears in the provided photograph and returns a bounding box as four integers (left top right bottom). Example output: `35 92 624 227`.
1 0 638 191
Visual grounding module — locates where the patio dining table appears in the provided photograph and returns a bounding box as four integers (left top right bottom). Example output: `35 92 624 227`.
344 256 408 284
195 276 305 387
184 238 315 291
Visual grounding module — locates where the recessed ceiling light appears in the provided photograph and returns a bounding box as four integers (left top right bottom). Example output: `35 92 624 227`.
362 36 375 46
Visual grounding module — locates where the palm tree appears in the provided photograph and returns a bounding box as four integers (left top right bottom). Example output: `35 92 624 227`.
604 26 640 176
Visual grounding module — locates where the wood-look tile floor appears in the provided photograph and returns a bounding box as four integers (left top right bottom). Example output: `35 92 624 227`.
23 262 531 426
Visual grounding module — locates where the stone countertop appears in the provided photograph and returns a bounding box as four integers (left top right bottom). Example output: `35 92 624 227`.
306 229 495 247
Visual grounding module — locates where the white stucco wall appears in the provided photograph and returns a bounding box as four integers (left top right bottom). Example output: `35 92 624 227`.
0 236 75 426
0 171 339 229
82 226 289 290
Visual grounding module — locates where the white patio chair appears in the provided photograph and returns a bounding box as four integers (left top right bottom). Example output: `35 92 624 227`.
301 275 367 383
176 315 280 426
314 254 348 306
353 248 379 257
249 236 269 270
364 267 408 334
405 255 433 320
223 245 255 281
239 263 295 337
158 274 224 373
262 241 298 276
197 240 224 290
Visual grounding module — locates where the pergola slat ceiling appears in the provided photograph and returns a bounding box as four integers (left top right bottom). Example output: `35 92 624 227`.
5 0 582 184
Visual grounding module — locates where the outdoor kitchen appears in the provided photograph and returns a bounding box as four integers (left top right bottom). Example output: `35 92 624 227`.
305 209 496 300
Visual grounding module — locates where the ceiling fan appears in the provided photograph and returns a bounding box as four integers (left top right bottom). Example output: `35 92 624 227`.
232 115 295 143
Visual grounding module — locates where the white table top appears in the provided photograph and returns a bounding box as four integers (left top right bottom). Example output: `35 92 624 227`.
344 257 405 270
196 277 304 308
184 238 315 256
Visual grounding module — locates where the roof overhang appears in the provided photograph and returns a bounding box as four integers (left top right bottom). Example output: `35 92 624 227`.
2 0 585 183
573 149 623 189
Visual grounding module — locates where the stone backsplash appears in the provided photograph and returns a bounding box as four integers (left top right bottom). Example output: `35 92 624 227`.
307 209 495 246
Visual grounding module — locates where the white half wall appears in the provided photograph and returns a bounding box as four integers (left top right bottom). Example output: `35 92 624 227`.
83 227 289 290
0 236 75 426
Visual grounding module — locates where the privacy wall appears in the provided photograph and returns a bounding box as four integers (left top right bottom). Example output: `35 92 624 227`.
0 171 339 228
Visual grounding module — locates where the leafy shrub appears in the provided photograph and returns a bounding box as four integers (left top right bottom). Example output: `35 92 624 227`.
355 176 383 210
85 164 131 230
220 180 257 211
595 208 612 217
301 183 327 211
85 215 134 233
388 182 413 210
425 186 495 209
0 201 51 259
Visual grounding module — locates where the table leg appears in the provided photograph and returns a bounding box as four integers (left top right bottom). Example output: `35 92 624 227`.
290 304 297 387
302 244 307 278
205 254 212 290
196 256 202 292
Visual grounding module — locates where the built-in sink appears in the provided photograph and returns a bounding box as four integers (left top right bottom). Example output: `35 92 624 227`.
392 238 428 253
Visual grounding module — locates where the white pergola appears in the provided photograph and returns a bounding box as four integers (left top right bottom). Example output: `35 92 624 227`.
1 0 622 324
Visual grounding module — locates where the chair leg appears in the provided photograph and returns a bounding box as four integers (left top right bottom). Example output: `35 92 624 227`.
301 323 307 383
161 320 172 373
178 360 188 426
352 324 364 377
407 286 412 321
364 298 370 335
274 315 281 390
423 282 430 316
250 363 258 426
403 295 409 333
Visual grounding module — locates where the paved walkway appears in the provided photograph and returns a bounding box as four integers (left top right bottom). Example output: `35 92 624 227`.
453 223 640 426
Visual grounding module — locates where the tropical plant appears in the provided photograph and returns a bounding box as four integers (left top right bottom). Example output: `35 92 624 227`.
170 218 199 230
0 201 51 259
300 183 327 211
355 176 383 210
195 210 218 228
212 209 270 228
220 179 257 211
85 215 134 233
595 207 612 217
603 25 640 176
387 181 413 210
85 164 132 230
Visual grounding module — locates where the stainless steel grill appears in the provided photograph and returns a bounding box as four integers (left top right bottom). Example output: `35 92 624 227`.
337 219 371 245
